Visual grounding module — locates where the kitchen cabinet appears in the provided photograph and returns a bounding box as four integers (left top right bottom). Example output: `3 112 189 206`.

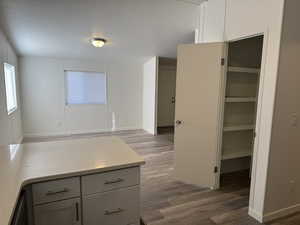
34 198 81 225
32 167 141 225
83 186 140 225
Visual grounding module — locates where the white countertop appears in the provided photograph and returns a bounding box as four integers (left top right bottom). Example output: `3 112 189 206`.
0 136 145 225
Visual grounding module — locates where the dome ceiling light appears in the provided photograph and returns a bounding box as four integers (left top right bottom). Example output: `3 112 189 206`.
91 38 106 48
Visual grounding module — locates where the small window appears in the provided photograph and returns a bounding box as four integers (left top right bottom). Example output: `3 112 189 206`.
65 71 107 105
4 63 17 114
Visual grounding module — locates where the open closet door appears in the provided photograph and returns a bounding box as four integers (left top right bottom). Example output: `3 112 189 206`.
174 43 226 189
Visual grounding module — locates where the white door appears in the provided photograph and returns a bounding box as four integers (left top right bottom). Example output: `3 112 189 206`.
174 43 225 189
157 67 177 127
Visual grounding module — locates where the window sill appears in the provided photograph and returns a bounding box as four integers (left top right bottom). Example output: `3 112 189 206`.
65 103 107 107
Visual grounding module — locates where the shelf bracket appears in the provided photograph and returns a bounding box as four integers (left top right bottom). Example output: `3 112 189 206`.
221 58 225 66
214 166 218 173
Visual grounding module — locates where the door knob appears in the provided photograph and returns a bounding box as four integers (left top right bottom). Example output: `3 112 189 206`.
176 120 183 126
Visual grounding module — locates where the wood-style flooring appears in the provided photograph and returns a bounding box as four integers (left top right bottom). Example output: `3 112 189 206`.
23 129 300 225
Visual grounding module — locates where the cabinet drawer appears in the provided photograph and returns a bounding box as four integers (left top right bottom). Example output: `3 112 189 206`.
32 177 80 205
82 167 139 195
83 186 140 225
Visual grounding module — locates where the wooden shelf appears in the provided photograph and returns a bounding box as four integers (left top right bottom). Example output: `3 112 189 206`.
223 124 254 132
225 97 256 103
222 149 252 160
228 67 260 74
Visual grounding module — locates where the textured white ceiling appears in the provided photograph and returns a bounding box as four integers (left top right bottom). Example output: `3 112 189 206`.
0 0 201 61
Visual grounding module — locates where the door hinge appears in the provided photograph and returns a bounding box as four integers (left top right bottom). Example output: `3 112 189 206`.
214 166 218 173
221 58 225 66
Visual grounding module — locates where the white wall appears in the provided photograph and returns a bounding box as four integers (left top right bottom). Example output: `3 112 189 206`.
142 57 158 135
263 0 300 220
225 0 285 222
0 29 23 145
20 56 142 136
197 0 285 221
196 0 226 43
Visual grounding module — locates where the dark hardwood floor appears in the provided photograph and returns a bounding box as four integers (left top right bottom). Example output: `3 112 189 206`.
23 129 300 225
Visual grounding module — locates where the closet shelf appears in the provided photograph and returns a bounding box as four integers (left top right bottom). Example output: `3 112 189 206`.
225 97 256 103
223 124 254 132
222 149 252 160
228 67 260 74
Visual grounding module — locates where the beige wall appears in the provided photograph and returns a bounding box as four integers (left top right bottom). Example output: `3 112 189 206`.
264 0 300 217
0 29 23 145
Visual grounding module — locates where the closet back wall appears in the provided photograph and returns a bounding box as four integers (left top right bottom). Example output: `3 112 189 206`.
20 57 143 137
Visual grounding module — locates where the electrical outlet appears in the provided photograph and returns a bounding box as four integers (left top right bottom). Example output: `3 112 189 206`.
291 113 298 127
289 180 296 193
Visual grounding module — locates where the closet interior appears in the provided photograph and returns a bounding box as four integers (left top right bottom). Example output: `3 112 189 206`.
220 35 264 176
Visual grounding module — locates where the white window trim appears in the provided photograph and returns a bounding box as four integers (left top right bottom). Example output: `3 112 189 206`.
64 70 108 106
4 63 18 115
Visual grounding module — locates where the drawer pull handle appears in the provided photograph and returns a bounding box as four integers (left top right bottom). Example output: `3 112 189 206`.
104 178 124 185
104 208 124 215
75 202 79 221
46 188 69 196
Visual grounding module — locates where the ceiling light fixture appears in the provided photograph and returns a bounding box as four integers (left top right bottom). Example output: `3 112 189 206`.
91 38 106 48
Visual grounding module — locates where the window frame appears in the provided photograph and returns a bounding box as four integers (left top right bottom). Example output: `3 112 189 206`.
3 63 18 115
64 70 108 106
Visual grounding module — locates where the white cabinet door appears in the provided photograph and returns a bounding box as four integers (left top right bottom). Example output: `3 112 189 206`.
174 43 226 189
83 186 139 225
34 198 81 225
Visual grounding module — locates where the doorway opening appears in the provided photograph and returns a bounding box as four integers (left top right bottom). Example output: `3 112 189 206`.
156 57 177 135
219 35 264 189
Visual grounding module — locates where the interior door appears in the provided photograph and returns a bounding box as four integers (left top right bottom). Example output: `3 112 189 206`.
174 42 225 189
157 67 177 127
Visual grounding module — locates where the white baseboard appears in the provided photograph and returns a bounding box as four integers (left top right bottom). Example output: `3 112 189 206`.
24 132 70 139
249 204 300 223
24 127 142 139
17 135 24 144
262 203 300 222
111 126 142 132
64 128 111 136
248 207 263 223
